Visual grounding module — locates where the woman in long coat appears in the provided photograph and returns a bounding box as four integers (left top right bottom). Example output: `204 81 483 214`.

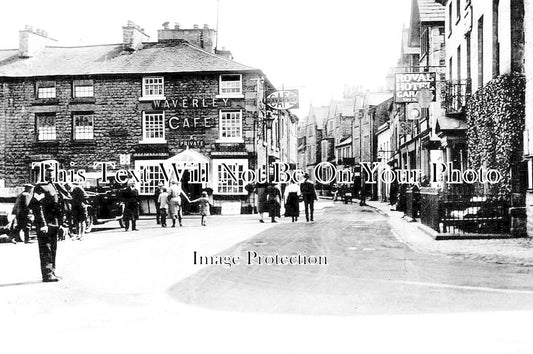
266 183 282 223
283 182 300 222
255 182 269 223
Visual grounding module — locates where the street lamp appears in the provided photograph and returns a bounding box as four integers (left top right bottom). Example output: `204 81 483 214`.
263 110 275 182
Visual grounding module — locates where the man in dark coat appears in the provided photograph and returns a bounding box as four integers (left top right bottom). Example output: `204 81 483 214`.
121 180 140 231
154 183 163 225
300 173 318 222
30 167 69 282
12 183 34 243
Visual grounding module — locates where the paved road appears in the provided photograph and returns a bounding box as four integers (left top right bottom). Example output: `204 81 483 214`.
171 203 533 316
1 202 532 354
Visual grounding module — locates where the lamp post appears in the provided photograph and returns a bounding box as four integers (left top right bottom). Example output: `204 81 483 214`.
263 110 275 182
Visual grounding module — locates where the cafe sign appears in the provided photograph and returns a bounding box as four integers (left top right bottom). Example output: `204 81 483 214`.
266 90 299 110
394 72 436 103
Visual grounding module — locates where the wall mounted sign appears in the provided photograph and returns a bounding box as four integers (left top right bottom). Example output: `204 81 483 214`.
152 97 232 110
394 72 436 103
266 90 299 110
168 116 213 129
176 137 205 148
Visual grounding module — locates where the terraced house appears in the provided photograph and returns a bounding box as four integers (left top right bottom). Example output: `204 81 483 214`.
0 21 298 213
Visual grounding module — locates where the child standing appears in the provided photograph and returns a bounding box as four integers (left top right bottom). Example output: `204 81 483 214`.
191 191 211 226
157 186 169 227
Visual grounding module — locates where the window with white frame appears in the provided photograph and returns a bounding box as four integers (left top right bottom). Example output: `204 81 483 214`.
36 81 56 99
142 77 164 98
219 110 242 141
135 162 166 195
73 80 94 98
36 113 56 141
142 112 166 143
73 113 94 140
214 159 247 195
219 74 242 96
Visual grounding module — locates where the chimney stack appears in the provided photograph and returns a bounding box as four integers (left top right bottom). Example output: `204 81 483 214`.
122 20 150 51
19 25 57 58
158 22 217 53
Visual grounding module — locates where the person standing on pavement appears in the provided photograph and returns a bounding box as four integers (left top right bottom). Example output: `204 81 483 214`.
154 183 163 225
11 183 34 243
168 180 190 227
121 180 140 231
283 181 300 222
29 166 68 282
157 186 169 227
255 182 269 223
300 173 318 222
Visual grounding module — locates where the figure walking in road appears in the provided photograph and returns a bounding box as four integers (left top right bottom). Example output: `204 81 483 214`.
190 191 212 226
29 166 69 282
121 180 140 231
255 182 268 223
157 186 169 227
168 180 190 227
300 173 318 222
12 183 34 243
154 183 164 225
284 181 300 222
266 182 282 223
67 183 89 240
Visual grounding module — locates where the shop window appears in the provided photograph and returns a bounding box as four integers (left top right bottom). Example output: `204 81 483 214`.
219 74 242 96
142 112 166 143
73 113 94 140
36 81 56 99
214 159 247 195
36 113 57 141
135 162 166 195
73 80 94 98
142 77 165 99
218 110 242 142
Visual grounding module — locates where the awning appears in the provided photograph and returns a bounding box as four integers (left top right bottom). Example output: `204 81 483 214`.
336 137 352 147
165 147 211 164
436 115 467 132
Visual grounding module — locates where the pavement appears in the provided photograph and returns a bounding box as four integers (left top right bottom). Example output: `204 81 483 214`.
363 198 533 267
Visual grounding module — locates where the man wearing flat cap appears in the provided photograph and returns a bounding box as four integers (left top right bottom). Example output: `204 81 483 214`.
29 165 69 282
300 173 318 222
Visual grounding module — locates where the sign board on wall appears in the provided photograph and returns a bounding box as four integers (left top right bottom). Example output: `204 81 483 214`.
394 72 436 103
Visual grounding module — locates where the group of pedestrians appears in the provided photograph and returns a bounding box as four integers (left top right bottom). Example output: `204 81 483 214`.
153 181 213 227
7 166 90 282
256 173 318 223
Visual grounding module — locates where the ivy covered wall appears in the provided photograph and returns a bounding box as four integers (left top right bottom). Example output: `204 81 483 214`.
467 73 526 198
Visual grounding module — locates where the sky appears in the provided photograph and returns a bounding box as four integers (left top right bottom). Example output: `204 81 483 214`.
0 0 411 117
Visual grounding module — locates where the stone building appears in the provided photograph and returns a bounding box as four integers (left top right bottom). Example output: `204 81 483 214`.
0 22 298 214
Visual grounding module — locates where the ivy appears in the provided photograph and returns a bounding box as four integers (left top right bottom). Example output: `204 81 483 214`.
466 73 525 199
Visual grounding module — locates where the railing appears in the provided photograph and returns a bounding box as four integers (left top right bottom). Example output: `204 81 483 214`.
441 79 472 114
419 183 510 235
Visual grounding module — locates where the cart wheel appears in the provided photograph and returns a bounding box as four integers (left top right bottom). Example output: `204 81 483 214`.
85 215 94 233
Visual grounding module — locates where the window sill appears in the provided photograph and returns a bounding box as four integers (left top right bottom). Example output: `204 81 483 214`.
139 96 166 102
70 97 96 104
32 98 59 106
34 140 59 146
216 94 244 99
138 140 167 144
215 139 244 144
72 139 96 145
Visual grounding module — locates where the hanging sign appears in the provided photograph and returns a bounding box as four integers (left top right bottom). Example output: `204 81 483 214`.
394 72 436 103
266 90 299 110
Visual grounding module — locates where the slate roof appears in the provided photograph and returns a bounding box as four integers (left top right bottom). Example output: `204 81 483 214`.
312 106 330 128
417 0 445 23
0 40 258 77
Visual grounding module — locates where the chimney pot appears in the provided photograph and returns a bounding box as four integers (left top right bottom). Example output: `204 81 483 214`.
203 24 209 29
162 22 169 29
193 24 199 29
174 22 181 29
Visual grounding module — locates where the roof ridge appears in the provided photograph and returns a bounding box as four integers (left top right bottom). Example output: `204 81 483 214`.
182 41 257 71
45 43 123 49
